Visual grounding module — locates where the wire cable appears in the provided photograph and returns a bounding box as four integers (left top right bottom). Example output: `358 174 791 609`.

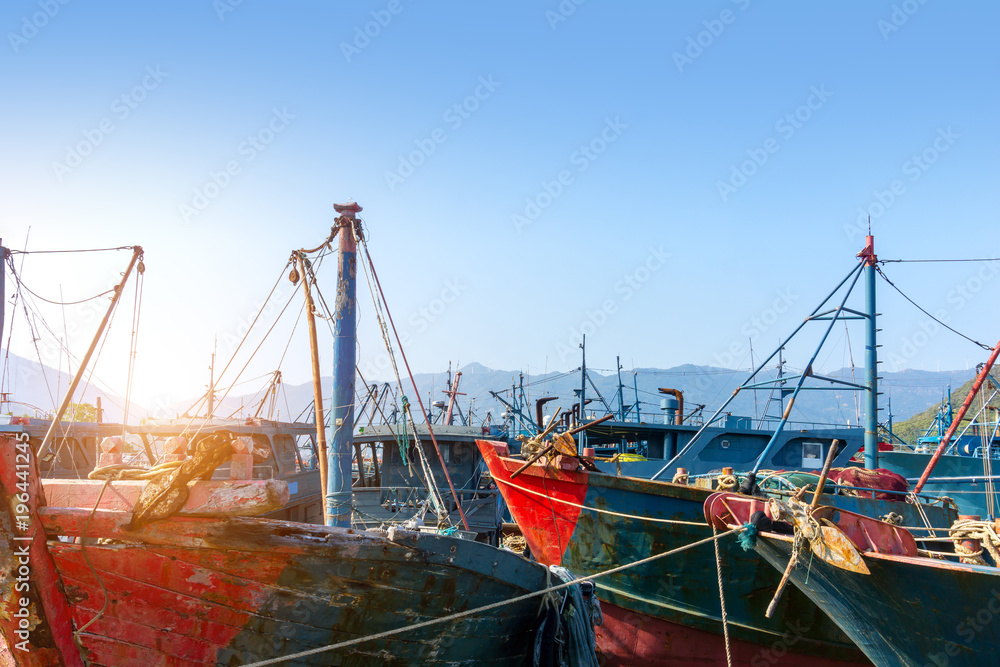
876 265 992 351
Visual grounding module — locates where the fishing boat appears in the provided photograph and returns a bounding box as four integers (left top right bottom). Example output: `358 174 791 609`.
705 470 1000 666
0 415 329 524
478 434 962 666
475 236 978 665
0 206 599 666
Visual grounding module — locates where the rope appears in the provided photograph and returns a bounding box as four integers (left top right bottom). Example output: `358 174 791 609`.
10 245 136 255
716 474 737 491
671 470 689 485
72 479 113 650
712 523 733 667
548 566 601 667
239 527 744 666
493 476 706 526
950 519 1000 565
876 265 992 351
358 230 470 530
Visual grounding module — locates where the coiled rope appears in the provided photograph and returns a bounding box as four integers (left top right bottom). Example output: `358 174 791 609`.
950 519 1000 565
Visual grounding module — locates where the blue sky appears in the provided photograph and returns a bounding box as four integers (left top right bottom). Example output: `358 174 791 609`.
1 1 998 415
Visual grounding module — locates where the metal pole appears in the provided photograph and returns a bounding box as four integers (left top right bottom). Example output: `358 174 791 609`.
914 341 1000 494
298 251 330 525
633 370 640 423
616 355 625 421
579 334 587 451
747 260 867 477
862 235 879 469
650 261 866 481
327 202 360 528
37 246 143 460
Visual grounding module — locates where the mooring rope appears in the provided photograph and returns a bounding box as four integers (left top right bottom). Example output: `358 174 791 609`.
239 527 744 666
493 475 707 526
712 523 734 667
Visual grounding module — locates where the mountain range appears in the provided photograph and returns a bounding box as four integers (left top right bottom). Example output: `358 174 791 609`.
2 352 980 437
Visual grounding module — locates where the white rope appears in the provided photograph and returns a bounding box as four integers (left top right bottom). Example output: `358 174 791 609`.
493 476 707 526
239 527 743 666
356 234 449 524
712 523 734 667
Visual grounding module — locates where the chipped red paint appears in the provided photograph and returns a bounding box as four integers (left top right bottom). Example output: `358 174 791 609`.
478 439 588 565
51 543 285 664
41 478 289 517
0 437 83 667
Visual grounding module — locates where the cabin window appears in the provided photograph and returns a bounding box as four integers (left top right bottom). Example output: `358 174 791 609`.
272 434 297 472
720 440 730 449
801 442 823 469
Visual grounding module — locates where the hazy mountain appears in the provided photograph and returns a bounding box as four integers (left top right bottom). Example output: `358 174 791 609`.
1 352 133 422
7 345 974 433
206 362 981 431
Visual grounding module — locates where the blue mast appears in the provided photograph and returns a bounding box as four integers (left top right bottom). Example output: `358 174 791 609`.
861 234 879 469
328 202 361 527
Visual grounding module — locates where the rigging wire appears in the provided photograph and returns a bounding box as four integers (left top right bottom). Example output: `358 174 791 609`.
876 265 992 351
882 257 1000 264
9 245 136 255
7 261 116 305
180 259 292 420
121 266 144 433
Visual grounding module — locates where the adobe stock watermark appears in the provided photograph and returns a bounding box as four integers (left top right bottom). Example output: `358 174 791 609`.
672 0 752 73
717 85 833 202
511 116 627 234
886 259 1000 370
750 619 811 667
843 126 958 244
340 0 414 63
384 76 500 192
555 246 668 361
213 0 244 21
51 66 168 182
7 0 70 53
360 278 467 380
878 0 931 41
924 587 1000 667
179 107 294 222
545 0 586 30
714 289 798 368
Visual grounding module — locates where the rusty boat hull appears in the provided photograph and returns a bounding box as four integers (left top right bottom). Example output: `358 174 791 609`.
1 435 550 667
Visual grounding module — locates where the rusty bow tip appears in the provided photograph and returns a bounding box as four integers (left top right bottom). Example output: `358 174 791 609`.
333 201 362 214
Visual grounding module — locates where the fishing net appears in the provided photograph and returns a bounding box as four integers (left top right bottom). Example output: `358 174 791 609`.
828 467 908 501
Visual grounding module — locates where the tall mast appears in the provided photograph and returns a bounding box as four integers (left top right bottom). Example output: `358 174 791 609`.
37 246 143 460
327 202 361 528
861 234 879 469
